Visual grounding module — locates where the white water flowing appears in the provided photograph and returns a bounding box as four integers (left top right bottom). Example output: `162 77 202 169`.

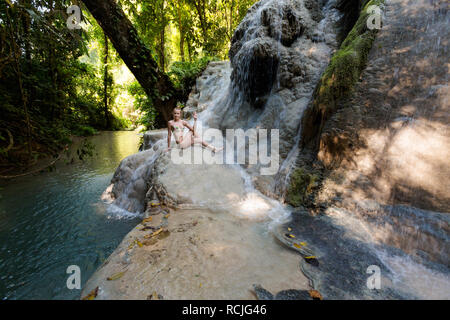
104 0 344 227
327 207 450 299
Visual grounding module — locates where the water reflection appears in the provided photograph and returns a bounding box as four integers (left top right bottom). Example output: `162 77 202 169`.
0 131 142 299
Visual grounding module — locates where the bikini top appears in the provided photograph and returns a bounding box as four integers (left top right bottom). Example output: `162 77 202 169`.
171 122 185 140
171 122 184 132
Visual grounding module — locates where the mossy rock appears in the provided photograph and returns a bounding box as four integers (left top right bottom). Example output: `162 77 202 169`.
301 0 385 145
316 0 383 111
286 167 321 207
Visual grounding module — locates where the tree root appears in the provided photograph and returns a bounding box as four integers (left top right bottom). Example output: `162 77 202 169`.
0 153 62 179
0 128 14 153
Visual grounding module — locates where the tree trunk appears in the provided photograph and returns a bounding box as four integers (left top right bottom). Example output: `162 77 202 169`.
48 0 58 121
81 0 178 127
229 0 234 41
177 3 185 62
159 26 165 72
187 38 192 62
192 0 208 45
180 33 185 62
19 0 31 61
103 32 110 129
6 6 32 157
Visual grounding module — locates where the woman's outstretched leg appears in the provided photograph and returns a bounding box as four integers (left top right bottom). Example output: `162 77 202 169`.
195 137 223 153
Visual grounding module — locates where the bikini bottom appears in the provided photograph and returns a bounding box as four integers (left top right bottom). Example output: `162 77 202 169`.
178 132 203 149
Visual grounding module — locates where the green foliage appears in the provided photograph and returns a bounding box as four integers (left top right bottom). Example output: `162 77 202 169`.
111 114 133 131
0 1 129 167
119 0 258 64
313 0 384 116
76 138 95 161
286 167 321 207
127 81 158 130
169 56 217 98
128 56 217 131
115 0 258 130
72 125 98 137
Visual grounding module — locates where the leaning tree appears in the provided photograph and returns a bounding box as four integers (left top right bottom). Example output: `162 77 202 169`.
81 0 178 127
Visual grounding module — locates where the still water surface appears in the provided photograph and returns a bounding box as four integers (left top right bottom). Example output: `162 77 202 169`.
0 131 142 299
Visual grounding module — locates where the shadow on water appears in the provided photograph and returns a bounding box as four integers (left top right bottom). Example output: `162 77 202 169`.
0 131 143 299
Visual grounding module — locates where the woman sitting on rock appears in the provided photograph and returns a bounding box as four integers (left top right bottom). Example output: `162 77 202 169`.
165 107 222 153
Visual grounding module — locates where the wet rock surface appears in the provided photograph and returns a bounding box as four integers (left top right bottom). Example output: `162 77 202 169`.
328 202 450 267
146 146 247 209
301 0 450 273
314 0 450 211
232 39 280 106
81 207 309 300
204 0 342 168
104 149 160 214
252 284 313 300
141 129 167 151
184 61 232 115
276 209 413 299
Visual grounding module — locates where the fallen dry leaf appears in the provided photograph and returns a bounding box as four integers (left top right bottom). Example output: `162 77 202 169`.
144 227 164 239
142 217 153 224
147 291 163 300
81 287 99 300
107 271 126 281
128 239 143 249
309 289 323 300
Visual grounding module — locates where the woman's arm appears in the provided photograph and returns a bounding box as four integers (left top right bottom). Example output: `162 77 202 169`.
183 112 198 135
192 112 197 135
183 120 195 134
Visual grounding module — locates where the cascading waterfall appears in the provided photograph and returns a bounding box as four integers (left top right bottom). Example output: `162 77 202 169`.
106 0 343 223
101 139 166 218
